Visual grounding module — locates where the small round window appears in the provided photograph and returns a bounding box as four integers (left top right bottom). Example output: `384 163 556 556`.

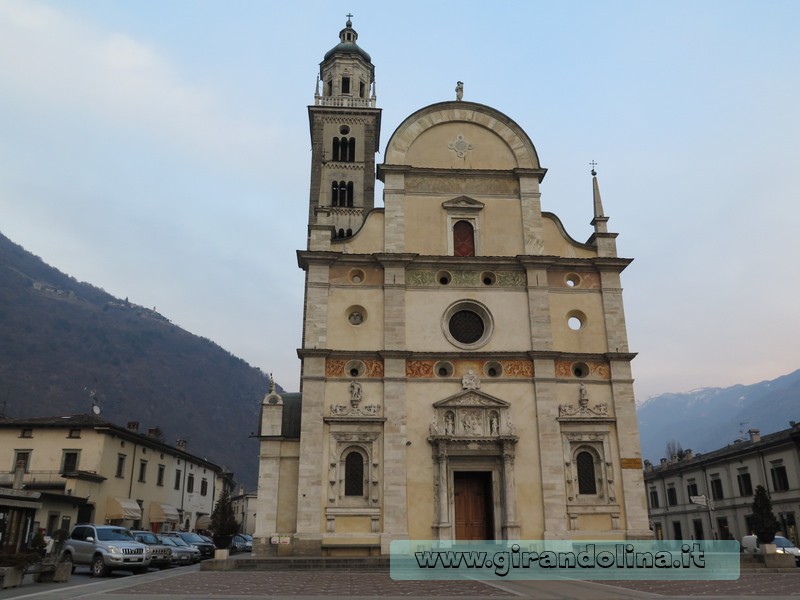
442 300 493 350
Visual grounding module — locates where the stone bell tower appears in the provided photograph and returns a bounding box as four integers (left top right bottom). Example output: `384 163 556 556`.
307 16 381 249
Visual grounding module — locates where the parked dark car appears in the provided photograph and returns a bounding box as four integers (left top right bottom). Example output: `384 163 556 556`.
157 535 197 566
131 530 172 569
230 534 246 553
162 531 215 559
231 534 252 553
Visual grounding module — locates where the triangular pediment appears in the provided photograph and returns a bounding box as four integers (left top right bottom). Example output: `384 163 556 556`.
441 196 485 211
433 389 509 409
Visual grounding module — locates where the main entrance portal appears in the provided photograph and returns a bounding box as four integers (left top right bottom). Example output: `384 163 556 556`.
454 471 493 540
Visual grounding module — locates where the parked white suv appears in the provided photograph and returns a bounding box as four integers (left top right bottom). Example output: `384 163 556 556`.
62 524 152 576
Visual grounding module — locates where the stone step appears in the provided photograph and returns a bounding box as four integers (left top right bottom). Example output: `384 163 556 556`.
203 557 390 572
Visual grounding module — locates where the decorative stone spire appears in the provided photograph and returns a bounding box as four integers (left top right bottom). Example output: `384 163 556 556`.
586 161 618 257
590 161 608 234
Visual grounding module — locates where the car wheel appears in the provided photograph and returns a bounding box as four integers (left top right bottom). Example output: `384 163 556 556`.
91 555 108 577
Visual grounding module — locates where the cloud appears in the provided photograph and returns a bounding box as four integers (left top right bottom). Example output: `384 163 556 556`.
0 0 277 172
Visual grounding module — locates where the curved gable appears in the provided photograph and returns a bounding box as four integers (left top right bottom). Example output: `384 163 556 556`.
384 101 541 171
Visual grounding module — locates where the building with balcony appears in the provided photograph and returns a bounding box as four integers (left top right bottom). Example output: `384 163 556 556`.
0 414 230 547
644 423 800 544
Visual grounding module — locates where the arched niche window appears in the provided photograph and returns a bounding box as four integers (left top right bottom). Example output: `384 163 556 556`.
346 182 354 207
453 220 475 257
331 181 340 207
576 450 597 495
337 228 345 239
344 450 364 496
331 137 355 162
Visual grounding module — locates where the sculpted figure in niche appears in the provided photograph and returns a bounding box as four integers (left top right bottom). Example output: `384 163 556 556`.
489 412 499 436
349 380 363 407
455 81 463 101
444 411 455 435
429 413 439 435
461 369 480 390
579 383 588 406
349 311 363 325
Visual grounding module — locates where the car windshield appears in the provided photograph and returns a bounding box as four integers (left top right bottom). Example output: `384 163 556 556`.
774 537 795 549
97 528 134 541
168 536 190 547
158 537 177 547
180 533 206 543
136 533 159 544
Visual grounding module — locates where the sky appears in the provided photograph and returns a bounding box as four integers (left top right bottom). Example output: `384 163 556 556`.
1 1 798 402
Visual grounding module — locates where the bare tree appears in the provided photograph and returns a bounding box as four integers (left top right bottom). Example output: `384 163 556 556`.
665 439 685 460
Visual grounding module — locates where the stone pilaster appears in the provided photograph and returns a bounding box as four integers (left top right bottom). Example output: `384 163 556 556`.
518 173 544 255
598 270 629 354
253 441 282 556
523 264 552 351
532 359 569 539
610 359 651 539
381 357 409 552
382 170 406 253
293 356 326 555
501 441 520 540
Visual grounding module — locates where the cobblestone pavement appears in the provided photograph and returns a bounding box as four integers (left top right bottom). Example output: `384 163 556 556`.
114 570 512 597
2 567 800 599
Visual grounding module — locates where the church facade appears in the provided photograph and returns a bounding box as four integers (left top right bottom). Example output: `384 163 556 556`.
254 18 650 557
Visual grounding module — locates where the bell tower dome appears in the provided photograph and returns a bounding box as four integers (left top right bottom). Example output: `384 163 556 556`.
307 16 381 251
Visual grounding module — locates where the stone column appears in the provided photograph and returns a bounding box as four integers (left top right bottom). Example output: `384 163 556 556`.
432 440 450 540
501 440 520 540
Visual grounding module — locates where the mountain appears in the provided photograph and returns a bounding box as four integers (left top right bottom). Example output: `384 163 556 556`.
0 230 270 489
637 369 800 463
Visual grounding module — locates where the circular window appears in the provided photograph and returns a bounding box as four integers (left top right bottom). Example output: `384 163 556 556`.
344 360 365 378
567 310 586 331
481 272 496 286
572 362 590 378
565 273 581 288
442 300 493 350
434 361 454 378
484 361 503 378
437 270 452 285
339 125 350 135
349 269 365 284
346 305 367 326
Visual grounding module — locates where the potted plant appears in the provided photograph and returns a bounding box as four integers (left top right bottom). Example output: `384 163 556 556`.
0 552 40 588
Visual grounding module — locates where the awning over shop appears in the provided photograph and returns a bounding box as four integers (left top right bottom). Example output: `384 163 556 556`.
0 497 42 509
150 502 180 523
195 514 211 530
106 496 142 520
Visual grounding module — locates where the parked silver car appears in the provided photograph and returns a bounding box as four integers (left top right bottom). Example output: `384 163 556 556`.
157 534 198 566
62 524 151 577
131 530 172 569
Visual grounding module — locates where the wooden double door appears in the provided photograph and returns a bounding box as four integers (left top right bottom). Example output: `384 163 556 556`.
453 471 494 540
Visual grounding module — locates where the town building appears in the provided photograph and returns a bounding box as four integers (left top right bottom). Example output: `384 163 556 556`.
254 18 649 556
231 485 257 535
0 414 231 549
644 423 800 544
